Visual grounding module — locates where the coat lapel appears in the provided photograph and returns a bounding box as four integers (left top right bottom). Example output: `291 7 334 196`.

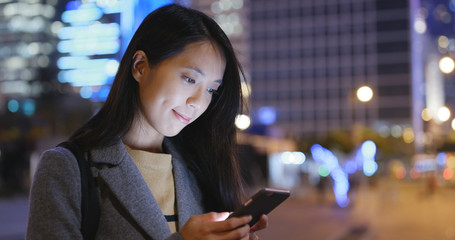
90 139 171 239
163 138 205 229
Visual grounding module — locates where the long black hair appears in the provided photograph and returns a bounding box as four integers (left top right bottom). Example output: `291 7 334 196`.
69 4 244 211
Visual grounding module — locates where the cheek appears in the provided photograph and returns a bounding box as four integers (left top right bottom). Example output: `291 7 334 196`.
196 98 213 117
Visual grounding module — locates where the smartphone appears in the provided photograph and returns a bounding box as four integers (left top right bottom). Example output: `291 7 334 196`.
228 188 290 226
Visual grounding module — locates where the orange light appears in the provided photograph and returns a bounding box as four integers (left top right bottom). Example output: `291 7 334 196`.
395 166 407 179
443 168 453 180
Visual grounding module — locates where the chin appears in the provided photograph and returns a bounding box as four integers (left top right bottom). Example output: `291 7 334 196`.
162 127 185 137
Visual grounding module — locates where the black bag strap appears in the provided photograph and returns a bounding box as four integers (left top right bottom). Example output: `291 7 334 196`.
58 141 100 240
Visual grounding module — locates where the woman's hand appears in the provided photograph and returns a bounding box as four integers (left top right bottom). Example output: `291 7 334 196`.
248 214 268 240
179 212 252 240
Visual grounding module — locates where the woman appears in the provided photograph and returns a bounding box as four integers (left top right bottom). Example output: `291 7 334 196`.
26 4 267 240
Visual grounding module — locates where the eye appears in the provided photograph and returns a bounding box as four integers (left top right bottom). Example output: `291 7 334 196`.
207 88 219 95
183 76 196 84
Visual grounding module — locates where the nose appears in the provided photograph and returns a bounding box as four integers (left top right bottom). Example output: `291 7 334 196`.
186 87 208 110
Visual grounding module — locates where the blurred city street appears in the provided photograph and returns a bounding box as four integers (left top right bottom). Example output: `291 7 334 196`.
2 177 455 240
256 178 455 240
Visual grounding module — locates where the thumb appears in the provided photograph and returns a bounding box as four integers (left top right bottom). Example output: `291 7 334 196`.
195 212 230 222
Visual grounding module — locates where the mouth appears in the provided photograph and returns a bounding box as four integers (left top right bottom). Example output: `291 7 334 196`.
173 110 191 124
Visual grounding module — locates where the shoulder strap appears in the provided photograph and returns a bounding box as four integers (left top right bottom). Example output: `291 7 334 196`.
58 141 100 240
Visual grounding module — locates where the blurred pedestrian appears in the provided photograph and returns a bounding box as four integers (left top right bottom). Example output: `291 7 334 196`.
26 4 267 239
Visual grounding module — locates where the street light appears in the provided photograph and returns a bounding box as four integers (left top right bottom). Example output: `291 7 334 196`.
356 86 373 102
421 108 432 121
437 106 451 122
235 114 251 130
439 56 455 74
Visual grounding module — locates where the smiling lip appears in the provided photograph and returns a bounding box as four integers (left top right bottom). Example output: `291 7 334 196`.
173 110 191 124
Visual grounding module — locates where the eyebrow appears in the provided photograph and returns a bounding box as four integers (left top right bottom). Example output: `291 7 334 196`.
185 66 205 76
185 66 223 84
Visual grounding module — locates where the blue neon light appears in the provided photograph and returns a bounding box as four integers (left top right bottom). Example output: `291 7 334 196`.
57 38 120 55
361 140 376 159
22 99 36 116
436 152 447 166
58 23 120 40
65 1 81 11
7 99 19 113
311 144 350 208
80 86 93 99
58 0 174 102
257 106 277 125
57 57 113 70
62 5 102 24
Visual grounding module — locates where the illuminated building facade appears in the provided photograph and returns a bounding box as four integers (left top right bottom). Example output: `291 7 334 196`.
55 0 180 102
0 0 59 115
248 0 412 138
0 0 187 109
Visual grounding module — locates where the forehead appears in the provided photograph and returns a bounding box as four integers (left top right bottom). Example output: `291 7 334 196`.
180 41 225 63
164 41 226 76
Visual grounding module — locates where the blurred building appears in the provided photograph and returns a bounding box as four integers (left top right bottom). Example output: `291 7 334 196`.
248 0 411 139
191 0 250 85
0 0 59 114
0 0 60 194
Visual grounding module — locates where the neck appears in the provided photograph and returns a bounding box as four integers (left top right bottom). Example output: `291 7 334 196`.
122 118 164 153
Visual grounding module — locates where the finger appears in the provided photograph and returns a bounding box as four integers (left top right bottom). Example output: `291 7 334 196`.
250 214 268 232
191 212 230 223
210 215 252 233
218 221 251 239
249 232 260 240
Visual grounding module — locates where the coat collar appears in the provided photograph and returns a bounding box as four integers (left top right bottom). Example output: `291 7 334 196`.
89 137 126 166
89 137 204 237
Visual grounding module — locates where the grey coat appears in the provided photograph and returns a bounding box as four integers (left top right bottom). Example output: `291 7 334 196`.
26 137 205 240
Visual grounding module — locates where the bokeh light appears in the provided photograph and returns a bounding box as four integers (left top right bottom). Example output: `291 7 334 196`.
363 161 378 177
395 166 407 179
281 151 305 165
443 168 453 180
438 35 449 49
257 106 276 125
311 144 350 207
356 86 373 102
439 56 455 74
318 165 330 177
403 128 415 143
414 18 427 34
421 108 432 121
235 114 251 130
22 99 35 116
7 99 19 113
391 125 403 138
437 106 451 122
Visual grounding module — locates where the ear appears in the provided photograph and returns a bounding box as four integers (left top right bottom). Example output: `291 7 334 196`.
131 50 149 83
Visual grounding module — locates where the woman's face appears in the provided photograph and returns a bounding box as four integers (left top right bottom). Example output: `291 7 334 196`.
132 41 226 138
